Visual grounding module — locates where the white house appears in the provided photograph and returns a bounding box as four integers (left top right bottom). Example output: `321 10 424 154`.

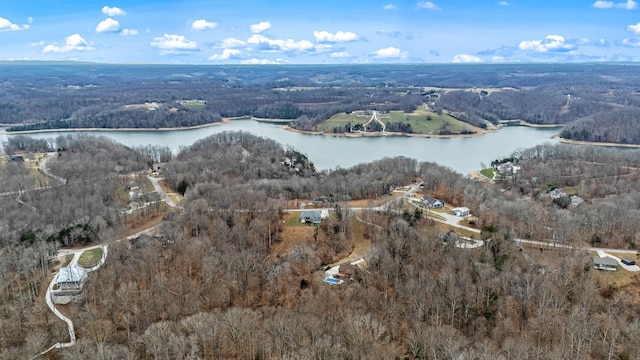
422 196 445 208
452 207 470 217
52 264 88 295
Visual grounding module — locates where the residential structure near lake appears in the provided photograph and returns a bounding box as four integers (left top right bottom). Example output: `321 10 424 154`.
52 264 88 295
300 210 322 224
422 196 445 208
592 257 618 271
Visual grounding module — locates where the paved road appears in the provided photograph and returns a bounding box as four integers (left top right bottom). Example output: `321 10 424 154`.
34 225 161 359
35 243 109 359
148 176 178 208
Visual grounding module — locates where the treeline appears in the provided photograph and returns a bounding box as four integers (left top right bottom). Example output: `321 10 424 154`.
436 85 622 126
6 132 640 357
7 106 223 132
15 137 640 358
6 64 640 138
491 144 640 247
560 108 640 144
0 134 149 248
60 220 636 360
3 135 52 155
163 131 417 201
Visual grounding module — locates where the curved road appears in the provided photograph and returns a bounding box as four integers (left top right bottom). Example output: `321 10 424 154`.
147 176 178 208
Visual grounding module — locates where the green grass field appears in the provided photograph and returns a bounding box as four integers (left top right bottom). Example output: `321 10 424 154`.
480 168 495 179
284 213 320 227
178 100 207 110
316 105 474 135
78 247 103 268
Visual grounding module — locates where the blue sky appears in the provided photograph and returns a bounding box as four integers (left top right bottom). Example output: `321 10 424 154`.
1 0 640 64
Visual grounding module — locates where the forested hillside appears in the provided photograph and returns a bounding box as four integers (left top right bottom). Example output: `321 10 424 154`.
4 133 640 358
0 135 149 248
4 63 640 144
560 108 640 144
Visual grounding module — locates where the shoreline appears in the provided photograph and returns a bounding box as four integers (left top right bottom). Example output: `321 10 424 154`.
498 119 565 128
553 135 640 148
1 118 235 135
251 117 293 124
281 125 491 139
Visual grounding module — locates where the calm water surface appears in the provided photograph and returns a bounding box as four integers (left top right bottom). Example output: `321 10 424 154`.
1 120 560 175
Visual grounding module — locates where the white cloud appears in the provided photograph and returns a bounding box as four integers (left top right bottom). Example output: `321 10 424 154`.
250 21 271 33
0 17 30 31
593 1 613 7
620 38 640 47
209 49 241 60
218 37 246 48
330 51 351 58
29 41 45 47
372 47 408 58
593 0 637 9
150 34 198 55
96 18 120 33
499 1 509 5
519 35 576 52
191 19 217 31
102 6 126 16
453 53 482 63
628 22 640 34
418 1 440 10
120 29 138 36
247 34 315 52
313 30 359 43
241 58 277 64
383 4 397 10
42 34 95 53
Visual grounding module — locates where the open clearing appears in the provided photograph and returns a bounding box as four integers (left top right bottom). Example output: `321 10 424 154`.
177 99 207 110
77 247 103 268
316 105 476 134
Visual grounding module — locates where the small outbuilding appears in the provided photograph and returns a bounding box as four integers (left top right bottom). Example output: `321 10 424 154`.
622 257 636 266
592 257 618 271
452 207 470 217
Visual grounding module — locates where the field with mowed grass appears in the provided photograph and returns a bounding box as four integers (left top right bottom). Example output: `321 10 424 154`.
78 247 104 268
316 105 477 135
178 100 207 110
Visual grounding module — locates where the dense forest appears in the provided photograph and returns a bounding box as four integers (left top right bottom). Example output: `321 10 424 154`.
4 132 640 358
3 63 640 144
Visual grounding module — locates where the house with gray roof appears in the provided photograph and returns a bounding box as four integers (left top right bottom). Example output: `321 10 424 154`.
422 196 445 208
301 210 322 224
592 257 618 271
52 264 88 295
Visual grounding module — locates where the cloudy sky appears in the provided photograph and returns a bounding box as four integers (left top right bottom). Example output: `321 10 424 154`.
2 0 640 64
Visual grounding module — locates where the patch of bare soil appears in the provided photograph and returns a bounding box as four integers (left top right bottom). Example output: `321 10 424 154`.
284 199 312 209
125 211 166 237
334 217 370 265
346 193 402 208
273 226 315 258
157 179 184 206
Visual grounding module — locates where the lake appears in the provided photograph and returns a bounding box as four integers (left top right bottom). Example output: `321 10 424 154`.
0 120 560 175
